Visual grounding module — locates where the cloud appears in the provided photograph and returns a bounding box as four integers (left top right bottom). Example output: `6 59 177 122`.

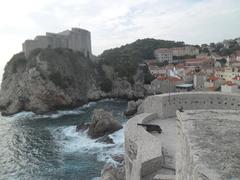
0 0 239 81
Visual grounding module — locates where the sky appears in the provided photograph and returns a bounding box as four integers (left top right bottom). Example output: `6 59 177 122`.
0 0 240 81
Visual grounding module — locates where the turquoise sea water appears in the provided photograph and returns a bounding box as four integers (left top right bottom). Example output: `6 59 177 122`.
0 99 127 180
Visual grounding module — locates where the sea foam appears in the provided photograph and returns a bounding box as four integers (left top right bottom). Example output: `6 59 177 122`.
54 125 125 165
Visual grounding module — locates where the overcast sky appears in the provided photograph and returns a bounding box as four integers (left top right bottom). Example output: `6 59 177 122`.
0 0 240 81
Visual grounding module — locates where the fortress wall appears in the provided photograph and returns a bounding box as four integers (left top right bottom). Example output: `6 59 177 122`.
176 111 216 180
143 92 240 119
175 110 240 180
22 37 49 57
22 28 92 57
68 29 91 56
124 113 162 180
125 92 240 180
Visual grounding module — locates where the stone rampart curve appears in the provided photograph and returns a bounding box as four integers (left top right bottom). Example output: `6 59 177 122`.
124 113 162 180
143 92 240 119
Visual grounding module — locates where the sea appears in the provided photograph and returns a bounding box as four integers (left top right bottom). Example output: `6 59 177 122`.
0 99 128 180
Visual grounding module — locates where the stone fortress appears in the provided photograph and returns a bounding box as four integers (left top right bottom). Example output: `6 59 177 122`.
22 27 92 57
124 92 240 180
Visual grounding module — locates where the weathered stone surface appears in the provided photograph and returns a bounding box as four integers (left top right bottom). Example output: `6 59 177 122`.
88 109 122 139
125 100 138 116
177 110 240 180
0 50 95 115
101 163 125 180
0 49 146 115
124 99 143 117
111 154 124 164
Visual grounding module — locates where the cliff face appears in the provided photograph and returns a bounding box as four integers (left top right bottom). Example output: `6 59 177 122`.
0 48 145 115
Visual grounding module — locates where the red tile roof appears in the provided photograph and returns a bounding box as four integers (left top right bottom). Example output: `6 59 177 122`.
185 58 210 64
168 76 182 82
176 63 185 68
224 81 237 86
208 76 220 81
157 76 167 80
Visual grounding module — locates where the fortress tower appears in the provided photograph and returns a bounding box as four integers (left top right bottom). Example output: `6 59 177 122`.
22 28 92 57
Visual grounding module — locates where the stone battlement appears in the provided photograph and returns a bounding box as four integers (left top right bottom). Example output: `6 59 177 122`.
143 92 240 118
124 92 240 180
22 27 92 57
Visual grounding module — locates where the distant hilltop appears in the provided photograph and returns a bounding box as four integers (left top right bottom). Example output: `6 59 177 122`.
22 27 92 57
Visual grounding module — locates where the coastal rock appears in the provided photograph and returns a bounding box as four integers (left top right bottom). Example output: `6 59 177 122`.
0 49 96 115
0 49 146 116
76 122 89 132
110 154 124 164
124 99 143 117
100 163 125 180
96 135 114 144
87 109 122 139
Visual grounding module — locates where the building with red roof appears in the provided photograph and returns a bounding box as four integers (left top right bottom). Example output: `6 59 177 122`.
204 75 223 91
221 80 239 93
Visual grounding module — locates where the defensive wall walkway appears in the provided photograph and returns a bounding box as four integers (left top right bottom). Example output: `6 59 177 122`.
124 92 240 180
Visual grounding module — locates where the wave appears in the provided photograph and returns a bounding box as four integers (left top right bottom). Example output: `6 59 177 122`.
34 109 85 119
1 111 36 121
1 98 126 121
1 108 86 121
81 101 97 109
91 177 100 180
53 125 125 165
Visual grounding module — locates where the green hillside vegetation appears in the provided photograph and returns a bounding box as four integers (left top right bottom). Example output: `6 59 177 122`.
99 38 184 81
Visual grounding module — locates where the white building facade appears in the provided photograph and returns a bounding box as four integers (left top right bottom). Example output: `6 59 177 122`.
154 48 173 63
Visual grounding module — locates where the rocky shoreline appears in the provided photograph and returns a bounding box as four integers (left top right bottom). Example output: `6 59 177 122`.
0 48 148 116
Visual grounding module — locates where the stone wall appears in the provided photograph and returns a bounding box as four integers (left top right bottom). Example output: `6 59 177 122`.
143 92 240 119
125 92 240 180
124 113 162 180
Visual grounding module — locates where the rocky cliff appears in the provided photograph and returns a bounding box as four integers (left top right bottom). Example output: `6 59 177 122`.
0 48 145 115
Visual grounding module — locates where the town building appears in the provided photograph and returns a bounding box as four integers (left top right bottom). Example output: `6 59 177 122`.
154 48 173 63
154 46 199 64
204 76 223 91
215 67 240 81
236 50 240 61
171 46 199 57
193 72 206 90
185 57 213 68
145 76 184 94
221 81 240 93
233 75 240 86
22 27 92 57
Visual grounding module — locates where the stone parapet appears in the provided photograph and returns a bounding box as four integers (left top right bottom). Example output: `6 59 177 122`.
143 92 240 118
124 113 163 180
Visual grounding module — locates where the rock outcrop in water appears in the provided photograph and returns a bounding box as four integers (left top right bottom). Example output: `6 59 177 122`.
0 48 146 115
101 165 125 180
76 122 90 132
124 99 144 117
87 109 122 139
96 135 114 144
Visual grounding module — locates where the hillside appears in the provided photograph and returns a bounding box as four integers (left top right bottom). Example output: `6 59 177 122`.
100 38 184 82
0 38 185 115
